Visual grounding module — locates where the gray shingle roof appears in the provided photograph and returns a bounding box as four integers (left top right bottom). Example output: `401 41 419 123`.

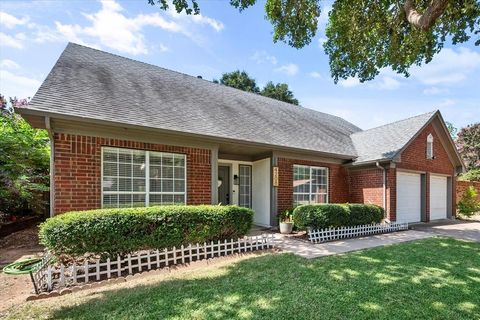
350 111 437 164
25 43 362 157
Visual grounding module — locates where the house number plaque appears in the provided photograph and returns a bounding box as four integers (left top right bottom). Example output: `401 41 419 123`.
272 166 279 187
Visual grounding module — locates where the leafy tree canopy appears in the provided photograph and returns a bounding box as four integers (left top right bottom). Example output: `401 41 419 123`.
456 123 480 171
261 81 299 105
0 94 49 216
148 0 480 83
213 70 260 93
213 70 300 105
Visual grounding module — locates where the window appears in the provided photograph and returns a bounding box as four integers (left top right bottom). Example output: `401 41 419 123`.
239 165 252 208
293 165 328 206
426 133 434 159
102 147 186 208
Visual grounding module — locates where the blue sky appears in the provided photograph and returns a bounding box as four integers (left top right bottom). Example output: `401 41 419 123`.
0 0 479 130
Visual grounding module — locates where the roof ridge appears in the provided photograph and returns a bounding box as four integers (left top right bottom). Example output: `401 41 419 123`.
351 110 437 136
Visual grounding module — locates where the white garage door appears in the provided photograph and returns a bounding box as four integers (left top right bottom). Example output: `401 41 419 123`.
397 172 421 223
430 175 447 220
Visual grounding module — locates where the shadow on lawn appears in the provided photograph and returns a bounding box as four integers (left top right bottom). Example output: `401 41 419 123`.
49 238 480 320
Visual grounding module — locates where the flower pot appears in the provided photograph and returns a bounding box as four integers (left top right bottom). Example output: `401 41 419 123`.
279 222 294 234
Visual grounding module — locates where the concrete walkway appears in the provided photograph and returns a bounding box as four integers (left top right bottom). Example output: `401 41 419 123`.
272 230 433 259
410 219 480 242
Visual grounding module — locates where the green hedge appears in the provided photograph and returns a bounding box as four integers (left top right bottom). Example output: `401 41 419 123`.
39 205 253 257
292 204 384 230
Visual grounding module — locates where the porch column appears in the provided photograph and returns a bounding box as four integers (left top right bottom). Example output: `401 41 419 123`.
211 146 219 204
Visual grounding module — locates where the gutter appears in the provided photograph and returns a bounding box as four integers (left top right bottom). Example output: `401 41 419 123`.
375 162 386 213
45 116 54 217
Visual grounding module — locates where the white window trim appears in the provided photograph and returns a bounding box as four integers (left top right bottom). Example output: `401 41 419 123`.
101 147 187 208
293 165 329 205
427 133 434 159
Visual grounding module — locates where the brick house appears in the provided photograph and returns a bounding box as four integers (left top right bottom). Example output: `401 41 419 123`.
17 43 465 226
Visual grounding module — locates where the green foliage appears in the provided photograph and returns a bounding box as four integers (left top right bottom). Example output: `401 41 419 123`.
149 0 480 82
458 186 480 217
459 169 480 182
39 205 254 257
446 121 457 138
261 82 299 105
214 70 300 105
293 204 384 230
456 123 480 171
278 207 294 223
214 70 259 93
0 96 49 216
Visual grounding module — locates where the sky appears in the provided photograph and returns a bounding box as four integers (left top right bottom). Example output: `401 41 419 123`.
0 0 479 130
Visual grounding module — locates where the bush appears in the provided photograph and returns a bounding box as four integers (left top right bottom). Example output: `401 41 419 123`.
458 186 480 217
39 205 253 257
293 204 384 230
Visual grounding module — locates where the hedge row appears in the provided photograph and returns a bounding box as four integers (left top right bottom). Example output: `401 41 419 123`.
39 205 253 257
293 204 384 230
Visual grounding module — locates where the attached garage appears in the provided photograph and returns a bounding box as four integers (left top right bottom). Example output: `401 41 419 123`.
430 175 448 220
396 172 422 223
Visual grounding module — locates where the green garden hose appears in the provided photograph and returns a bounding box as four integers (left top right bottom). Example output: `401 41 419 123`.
2 258 42 275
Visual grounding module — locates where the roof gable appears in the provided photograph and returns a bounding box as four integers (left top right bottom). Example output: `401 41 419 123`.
23 43 361 157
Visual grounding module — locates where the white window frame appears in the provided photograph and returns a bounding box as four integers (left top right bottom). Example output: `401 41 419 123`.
101 147 187 208
293 165 329 205
426 133 434 159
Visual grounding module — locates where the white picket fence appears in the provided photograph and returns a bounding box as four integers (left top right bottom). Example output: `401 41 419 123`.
32 234 274 292
307 222 408 243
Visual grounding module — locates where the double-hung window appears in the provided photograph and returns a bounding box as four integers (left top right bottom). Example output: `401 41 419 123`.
293 165 328 206
102 147 186 208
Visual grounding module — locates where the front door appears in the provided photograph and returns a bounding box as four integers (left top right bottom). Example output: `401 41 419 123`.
218 165 230 205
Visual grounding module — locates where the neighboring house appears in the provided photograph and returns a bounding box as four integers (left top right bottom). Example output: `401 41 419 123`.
16 43 464 226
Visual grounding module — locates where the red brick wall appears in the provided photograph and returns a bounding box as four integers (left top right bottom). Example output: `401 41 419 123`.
395 123 456 220
53 133 211 214
277 158 349 214
348 168 384 207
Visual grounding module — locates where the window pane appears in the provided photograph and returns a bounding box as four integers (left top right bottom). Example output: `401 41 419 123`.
119 178 132 192
150 179 161 192
133 178 146 192
103 148 117 162
162 179 174 192
239 165 252 208
133 194 146 207
103 194 118 208
103 162 117 177
103 177 118 192
162 166 173 179
174 194 185 204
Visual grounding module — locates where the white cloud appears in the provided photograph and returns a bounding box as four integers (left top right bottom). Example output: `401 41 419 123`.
0 11 29 29
275 63 299 76
411 47 480 85
33 0 223 55
309 71 322 79
339 77 360 88
0 32 25 49
373 76 401 90
423 87 447 95
0 59 20 69
251 50 277 65
0 69 41 98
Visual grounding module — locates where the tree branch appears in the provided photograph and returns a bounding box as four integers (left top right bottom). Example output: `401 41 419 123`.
404 0 449 30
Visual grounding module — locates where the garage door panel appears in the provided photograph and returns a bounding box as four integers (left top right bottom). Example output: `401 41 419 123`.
396 172 421 223
430 175 447 220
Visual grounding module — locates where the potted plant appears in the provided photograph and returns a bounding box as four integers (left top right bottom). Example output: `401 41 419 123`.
278 208 294 234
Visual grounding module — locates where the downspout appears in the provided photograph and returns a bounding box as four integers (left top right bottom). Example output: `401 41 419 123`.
376 162 386 215
45 116 54 217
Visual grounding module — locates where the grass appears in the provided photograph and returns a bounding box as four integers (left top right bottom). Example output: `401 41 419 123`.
6 237 480 320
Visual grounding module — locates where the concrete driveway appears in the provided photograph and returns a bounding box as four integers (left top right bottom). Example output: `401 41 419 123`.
410 219 480 242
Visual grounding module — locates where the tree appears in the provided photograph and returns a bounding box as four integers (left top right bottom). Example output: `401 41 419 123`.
213 70 300 105
148 0 480 82
0 94 50 217
446 121 458 138
456 123 480 171
261 81 299 105
213 70 259 93
458 186 480 217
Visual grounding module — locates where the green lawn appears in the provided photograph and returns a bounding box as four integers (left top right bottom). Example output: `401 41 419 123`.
6 237 480 320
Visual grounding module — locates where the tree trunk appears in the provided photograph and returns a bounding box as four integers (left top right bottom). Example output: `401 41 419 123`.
403 0 449 31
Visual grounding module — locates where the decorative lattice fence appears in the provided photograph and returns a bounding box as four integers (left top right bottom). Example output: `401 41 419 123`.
32 234 275 292
307 222 408 243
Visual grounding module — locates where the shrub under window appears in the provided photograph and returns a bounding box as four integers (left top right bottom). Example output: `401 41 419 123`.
39 205 254 257
293 204 384 230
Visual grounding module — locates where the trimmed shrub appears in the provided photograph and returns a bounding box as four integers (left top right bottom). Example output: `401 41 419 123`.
458 186 480 217
293 204 384 230
39 205 253 257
